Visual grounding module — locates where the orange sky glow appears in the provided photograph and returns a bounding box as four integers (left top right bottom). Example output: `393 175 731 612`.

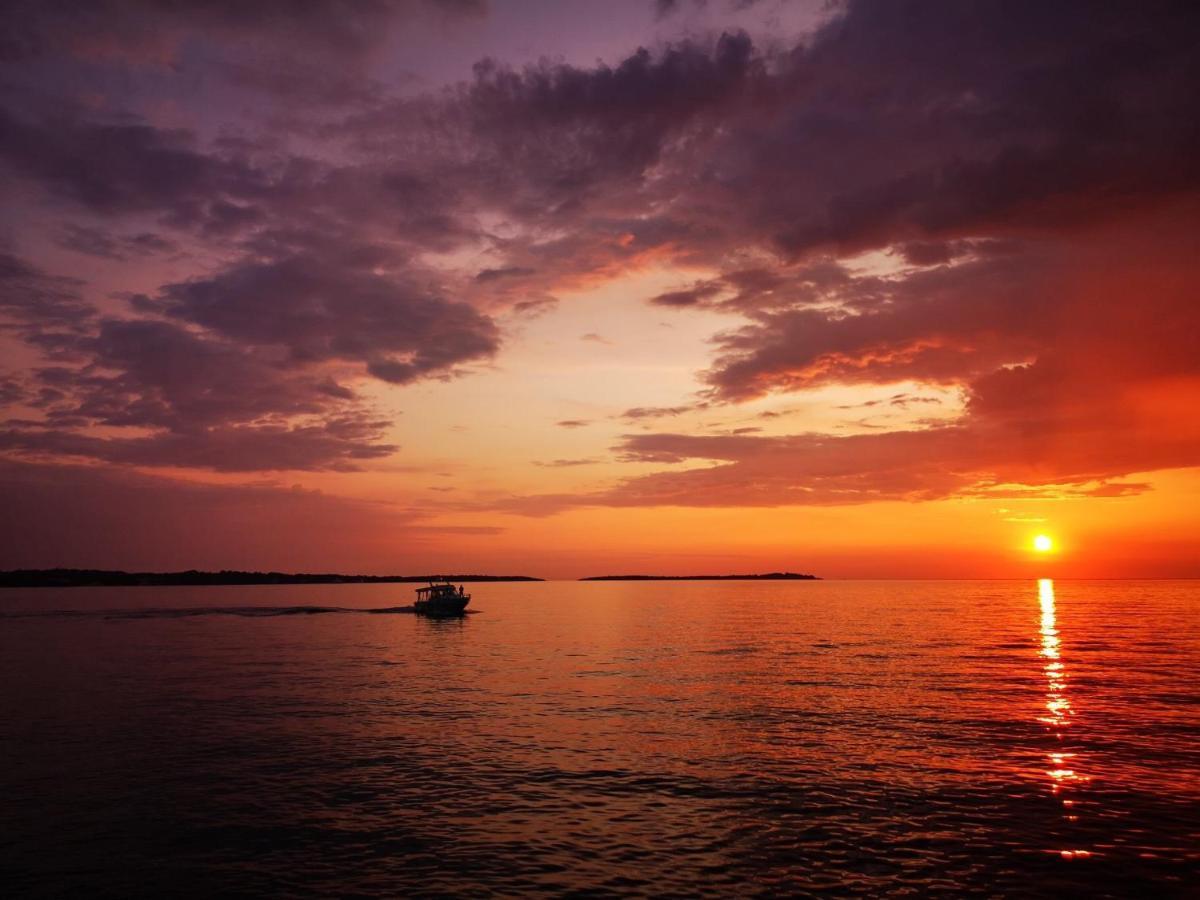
1 1 1198 578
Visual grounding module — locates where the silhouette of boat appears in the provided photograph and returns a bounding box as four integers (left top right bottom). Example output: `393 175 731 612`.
414 579 470 617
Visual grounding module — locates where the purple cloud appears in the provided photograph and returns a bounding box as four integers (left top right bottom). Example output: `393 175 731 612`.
146 254 499 383
2 0 1199 501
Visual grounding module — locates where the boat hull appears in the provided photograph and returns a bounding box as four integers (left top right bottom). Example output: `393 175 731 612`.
413 595 470 617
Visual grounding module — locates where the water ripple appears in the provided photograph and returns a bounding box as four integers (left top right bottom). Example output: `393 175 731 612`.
1 579 1198 896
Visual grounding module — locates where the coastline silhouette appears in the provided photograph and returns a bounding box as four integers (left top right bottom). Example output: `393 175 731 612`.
0 569 543 588
579 572 819 581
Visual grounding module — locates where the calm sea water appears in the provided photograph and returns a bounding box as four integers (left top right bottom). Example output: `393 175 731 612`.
2 580 1198 897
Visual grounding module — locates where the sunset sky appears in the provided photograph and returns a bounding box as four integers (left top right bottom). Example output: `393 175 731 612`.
1 0 1198 578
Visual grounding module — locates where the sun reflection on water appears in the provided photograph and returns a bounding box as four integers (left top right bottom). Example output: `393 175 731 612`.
1037 579 1093 857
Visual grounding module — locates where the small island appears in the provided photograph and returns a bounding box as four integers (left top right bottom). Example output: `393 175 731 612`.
579 572 819 581
0 569 544 588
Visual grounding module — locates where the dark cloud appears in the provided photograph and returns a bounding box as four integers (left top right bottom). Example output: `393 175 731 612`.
0 377 24 406
653 0 764 22
3 318 397 471
555 419 591 429
0 416 395 473
509 297 558 317
37 319 356 430
459 0 1197 327
0 108 268 223
146 254 499 384
837 393 944 411
650 282 724 308
224 57 387 110
744 1 1200 257
0 0 487 64
464 31 759 214
503 417 1176 515
703 249 1050 400
620 404 697 420
896 241 965 267
889 394 941 409
475 266 535 282
707 212 1200 405
650 264 853 312
654 0 681 20
0 251 92 330
55 223 177 260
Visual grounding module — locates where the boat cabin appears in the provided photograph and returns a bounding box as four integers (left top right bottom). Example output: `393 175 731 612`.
416 581 465 599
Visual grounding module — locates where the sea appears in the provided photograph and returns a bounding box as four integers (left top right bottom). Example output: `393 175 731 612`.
2 580 1198 897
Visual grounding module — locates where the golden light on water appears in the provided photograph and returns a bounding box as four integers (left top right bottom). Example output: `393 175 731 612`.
1038 579 1069 732
1037 578 1093 858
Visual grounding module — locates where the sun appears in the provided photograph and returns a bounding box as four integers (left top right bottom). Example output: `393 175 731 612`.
1033 534 1054 553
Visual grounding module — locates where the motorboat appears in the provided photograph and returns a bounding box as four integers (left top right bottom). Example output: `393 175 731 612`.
414 579 470 617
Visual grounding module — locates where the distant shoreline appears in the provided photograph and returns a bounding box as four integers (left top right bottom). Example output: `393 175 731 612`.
0 569 544 588
579 573 820 581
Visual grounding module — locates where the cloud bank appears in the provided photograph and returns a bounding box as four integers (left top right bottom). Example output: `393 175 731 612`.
0 0 1197 515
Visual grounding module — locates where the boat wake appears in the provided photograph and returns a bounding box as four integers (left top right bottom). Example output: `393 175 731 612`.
0 605 429 620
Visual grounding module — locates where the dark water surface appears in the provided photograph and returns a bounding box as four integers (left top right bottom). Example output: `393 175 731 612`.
2 580 1198 897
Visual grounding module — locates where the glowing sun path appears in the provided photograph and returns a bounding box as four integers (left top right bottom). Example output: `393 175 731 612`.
1038 578 1093 860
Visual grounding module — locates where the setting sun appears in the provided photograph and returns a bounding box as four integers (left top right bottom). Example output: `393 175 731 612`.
1034 535 1054 553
